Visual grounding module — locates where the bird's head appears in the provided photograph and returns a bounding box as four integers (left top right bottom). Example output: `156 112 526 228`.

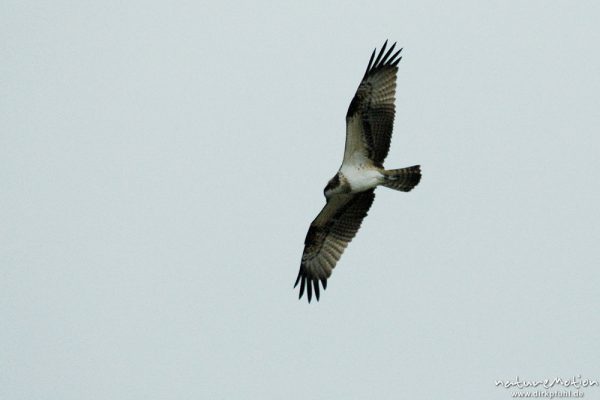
323 173 348 200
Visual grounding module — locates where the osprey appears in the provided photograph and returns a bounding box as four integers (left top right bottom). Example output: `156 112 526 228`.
294 40 421 302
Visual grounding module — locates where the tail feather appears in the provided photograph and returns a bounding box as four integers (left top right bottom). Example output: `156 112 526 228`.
381 165 421 192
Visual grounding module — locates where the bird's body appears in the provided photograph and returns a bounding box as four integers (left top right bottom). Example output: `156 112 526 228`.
295 41 422 302
340 164 384 193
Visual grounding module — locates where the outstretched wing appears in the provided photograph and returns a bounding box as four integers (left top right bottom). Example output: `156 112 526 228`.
344 40 402 166
294 190 375 302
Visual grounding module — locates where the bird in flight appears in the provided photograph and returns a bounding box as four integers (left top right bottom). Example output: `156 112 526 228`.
294 40 421 303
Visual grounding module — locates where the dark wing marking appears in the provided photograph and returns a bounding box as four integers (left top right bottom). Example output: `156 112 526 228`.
344 40 402 166
294 190 376 303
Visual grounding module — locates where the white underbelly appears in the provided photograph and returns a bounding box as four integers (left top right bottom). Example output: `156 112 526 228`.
340 164 383 193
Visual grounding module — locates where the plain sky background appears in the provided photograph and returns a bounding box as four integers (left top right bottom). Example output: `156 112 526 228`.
2 1 600 399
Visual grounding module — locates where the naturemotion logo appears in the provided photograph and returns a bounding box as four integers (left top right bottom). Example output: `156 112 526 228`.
495 375 598 399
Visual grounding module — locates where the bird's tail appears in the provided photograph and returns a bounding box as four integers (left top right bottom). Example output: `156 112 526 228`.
381 165 421 192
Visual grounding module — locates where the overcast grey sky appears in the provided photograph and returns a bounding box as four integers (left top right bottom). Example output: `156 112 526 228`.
2 1 600 399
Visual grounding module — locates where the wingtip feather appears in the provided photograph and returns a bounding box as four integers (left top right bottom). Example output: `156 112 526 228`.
293 270 301 288
299 276 306 299
390 48 403 66
372 40 388 69
380 42 396 65
364 48 376 78
363 41 403 79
